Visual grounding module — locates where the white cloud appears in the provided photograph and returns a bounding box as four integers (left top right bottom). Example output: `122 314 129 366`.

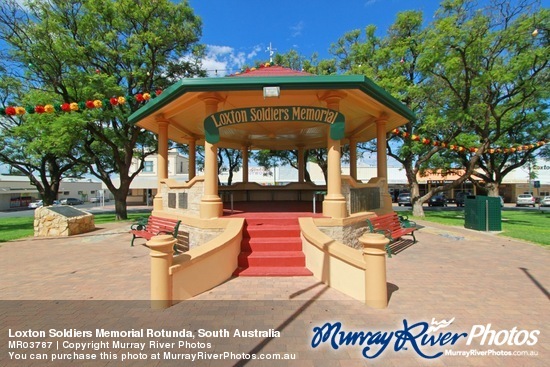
290 21 304 38
201 44 262 77
365 0 381 6
247 45 262 59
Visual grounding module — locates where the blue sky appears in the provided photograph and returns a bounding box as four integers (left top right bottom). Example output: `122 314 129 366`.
188 0 443 76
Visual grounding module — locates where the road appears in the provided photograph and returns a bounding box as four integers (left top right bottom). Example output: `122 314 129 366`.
0 203 153 219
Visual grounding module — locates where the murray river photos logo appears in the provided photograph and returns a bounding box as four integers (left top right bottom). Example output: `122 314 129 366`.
310 318 540 359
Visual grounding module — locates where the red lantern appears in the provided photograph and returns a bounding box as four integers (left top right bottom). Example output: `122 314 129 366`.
155 89 162 96
110 97 118 106
469 147 476 153
433 141 440 146
61 103 71 112
392 128 400 135
135 93 144 102
34 105 45 114
85 100 95 109
5 106 16 115
422 138 430 145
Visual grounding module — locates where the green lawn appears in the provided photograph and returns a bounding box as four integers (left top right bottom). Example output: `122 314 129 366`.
0 212 149 243
408 209 550 246
1 209 548 247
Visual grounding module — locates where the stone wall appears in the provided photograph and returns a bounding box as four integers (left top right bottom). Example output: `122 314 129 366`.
318 222 370 250
34 206 95 237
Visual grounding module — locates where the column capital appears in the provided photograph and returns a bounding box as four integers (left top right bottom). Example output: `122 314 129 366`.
319 91 347 110
375 113 389 124
154 114 170 125
199 93 225 106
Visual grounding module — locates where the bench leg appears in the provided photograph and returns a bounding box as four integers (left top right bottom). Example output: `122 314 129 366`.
385 243 393 258
412 232 417 243
131 235 136 247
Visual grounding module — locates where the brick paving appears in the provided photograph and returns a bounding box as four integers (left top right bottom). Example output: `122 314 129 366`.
0 219 548 366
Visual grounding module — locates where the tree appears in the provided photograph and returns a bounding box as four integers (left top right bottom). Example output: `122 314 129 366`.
0 0 203 219
0 74 87 205
420 0 549 198
332 1 548 216
332 11 473 216
218 148 241 185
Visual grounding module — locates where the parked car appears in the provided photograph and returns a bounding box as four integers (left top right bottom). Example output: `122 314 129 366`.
89 197 100 203
454 192 471 207
60 198 83 205
397 192 411 206
28 200 43 209
428 194 447 207
540 196 550 207
516 194 536 207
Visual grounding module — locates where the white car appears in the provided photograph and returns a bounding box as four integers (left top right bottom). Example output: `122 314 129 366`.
516 194 536 207
540 196 550 207
28 200 43 209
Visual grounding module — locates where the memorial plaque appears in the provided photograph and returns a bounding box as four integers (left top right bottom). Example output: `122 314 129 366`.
168 193 176 208
178 193 188 209
350 187 381 213
48 206 88 218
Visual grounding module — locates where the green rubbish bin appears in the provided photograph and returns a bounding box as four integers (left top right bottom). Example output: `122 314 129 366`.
464 196 502 231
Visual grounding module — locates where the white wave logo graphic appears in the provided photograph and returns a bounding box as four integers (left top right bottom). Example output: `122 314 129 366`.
427 318 455 333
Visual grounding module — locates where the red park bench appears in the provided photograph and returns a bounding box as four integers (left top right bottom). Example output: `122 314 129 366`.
130 215 181 247
365 212 418 258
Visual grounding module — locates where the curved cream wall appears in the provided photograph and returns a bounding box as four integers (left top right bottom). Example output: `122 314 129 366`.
169 218 244 300
300 217 367 302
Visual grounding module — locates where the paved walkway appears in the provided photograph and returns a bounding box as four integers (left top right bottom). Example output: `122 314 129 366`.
1 220 548 366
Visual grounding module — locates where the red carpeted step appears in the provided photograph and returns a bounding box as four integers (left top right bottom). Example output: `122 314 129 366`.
238 251 306 267
244 217 302 226
233 267 313 277
241 237 303 252
235 216 312 277
243 225 301 238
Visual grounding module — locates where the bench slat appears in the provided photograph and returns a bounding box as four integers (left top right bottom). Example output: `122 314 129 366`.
130 216 181 247
366 213 418 257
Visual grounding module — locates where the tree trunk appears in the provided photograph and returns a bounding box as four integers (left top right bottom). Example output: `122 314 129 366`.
485 182 499 197
110 177 131 220
114 195 128 221
410 182 425 217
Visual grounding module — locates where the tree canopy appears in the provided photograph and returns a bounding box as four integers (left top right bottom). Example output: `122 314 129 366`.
0 0 204 218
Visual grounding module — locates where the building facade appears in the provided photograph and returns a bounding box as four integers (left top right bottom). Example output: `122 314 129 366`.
0 175 102 211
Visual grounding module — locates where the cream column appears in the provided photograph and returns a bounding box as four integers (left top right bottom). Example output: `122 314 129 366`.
359 233 389 309
376 116 388 180
148 234 176 309
376 115 393 212
349 138 357 180
188 139 196 181
297 146 305 183
153 120 169 211
241 146 249 183
322 95 347 218
200 97 223 219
